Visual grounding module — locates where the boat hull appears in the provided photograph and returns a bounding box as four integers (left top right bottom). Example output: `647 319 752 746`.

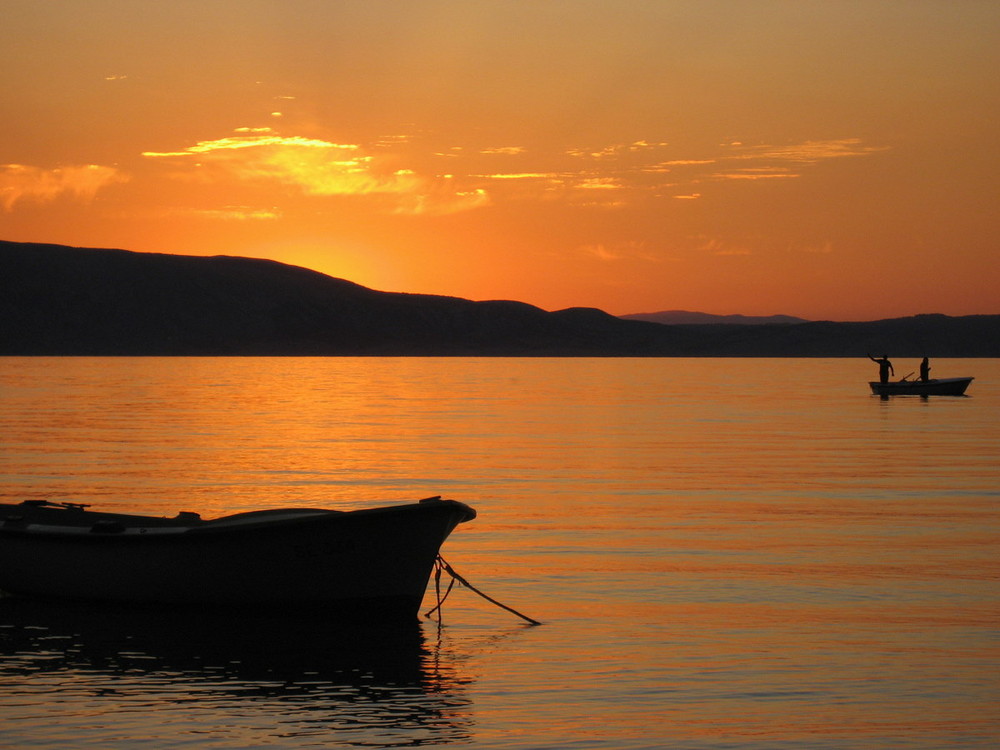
0 499 475 616
869 377 973 396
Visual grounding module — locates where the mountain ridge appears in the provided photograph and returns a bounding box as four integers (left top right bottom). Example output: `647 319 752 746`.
2 240 998 357
621 310 808 326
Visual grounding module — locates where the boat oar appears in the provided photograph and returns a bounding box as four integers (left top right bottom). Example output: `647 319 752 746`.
898 371 913 382
426 555 541 626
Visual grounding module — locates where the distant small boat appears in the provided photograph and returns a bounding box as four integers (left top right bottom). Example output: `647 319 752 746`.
869 377 973 396
0 496 475 618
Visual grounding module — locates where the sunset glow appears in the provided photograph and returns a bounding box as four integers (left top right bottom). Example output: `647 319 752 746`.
2 1 997 320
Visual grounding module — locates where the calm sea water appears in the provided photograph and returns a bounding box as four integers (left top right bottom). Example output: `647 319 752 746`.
1 357 997 749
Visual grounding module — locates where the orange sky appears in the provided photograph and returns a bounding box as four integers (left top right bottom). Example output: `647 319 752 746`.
2 1 998 320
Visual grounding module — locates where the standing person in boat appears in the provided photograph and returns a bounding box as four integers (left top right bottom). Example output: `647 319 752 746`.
919 357 931 382
868 354 894 383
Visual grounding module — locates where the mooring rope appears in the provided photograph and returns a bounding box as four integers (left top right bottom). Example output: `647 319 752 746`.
424 555 541 626
425 557 457 620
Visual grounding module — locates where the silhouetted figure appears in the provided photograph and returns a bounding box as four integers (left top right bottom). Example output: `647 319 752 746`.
919 357 930 382
868 354 894 384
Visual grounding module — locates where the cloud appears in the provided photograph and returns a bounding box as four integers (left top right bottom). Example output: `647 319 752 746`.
142 134 358 158
143 130 488 215
183 206 282 221
481 172 564 181
392 187 490 216
480 146 525 155
581 243 621 261
728 138 890 165
712 169 800 181
800 240 834 254
567 141 670 160
558 137 887 194
1 163 127 211
475 169 628 206
575 177 623 190
695 139 888 184
579 240 654 263
140 129 889 218
691 235 752 256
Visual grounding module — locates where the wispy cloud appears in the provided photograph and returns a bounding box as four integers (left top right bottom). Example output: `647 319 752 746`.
138 129 889 217
575 177 623 190
480 146 526 155
472 136 886 205
729 138 889 165
703 139 888 183
182 206 282 221
712 168 800 181
579 240 655 263
581 243 621 261
0 163 127 211
801 240 835 254
142 133 359 159
691 235 753 256
143 130 488 215
480 172 564 181
567 140 669 160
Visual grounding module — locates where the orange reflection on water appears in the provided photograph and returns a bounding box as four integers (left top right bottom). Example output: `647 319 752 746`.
2 357 998 748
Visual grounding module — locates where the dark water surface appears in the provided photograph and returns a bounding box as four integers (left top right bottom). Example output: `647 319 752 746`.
1 357 997 748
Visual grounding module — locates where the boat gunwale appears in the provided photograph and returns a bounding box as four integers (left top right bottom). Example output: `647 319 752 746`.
0 499 476 541
868 376 974 396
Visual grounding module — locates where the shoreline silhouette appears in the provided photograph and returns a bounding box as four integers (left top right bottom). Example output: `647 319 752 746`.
3 240 998 357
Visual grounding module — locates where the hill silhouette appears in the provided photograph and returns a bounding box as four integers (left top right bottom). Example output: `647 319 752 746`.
621 311 808 325
2 240 998 356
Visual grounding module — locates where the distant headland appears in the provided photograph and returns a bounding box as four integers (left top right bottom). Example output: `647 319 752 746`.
2 240 997 357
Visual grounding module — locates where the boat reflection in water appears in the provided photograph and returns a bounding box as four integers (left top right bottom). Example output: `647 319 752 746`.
0 597 474 747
